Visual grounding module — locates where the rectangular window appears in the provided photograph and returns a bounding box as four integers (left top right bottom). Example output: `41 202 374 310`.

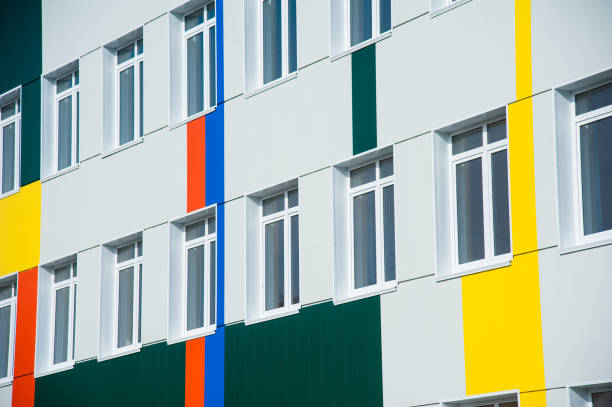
592 391 612 407
117 40 143 146
0 98 20 196
261 189 299 313
259 0 297 86
574 83 612 242
185 2 216 118
346 0 391 49
0 280 16 382
185 216 216 333
114 240 142 350
56 71 79 171
451 119 511 270
349 157 395 293
52 262 77 366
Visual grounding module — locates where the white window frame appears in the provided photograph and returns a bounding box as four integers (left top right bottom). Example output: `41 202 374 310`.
259 189 300 317
0 96 21 198
449 118 512 274
54 70 79 172
572 84 612 246
441 389 520 407
568 380 612 407
183 217 217 337
115 39 143 147
183 3 217 120
0 278 17 385
112 241 142 353
342 0 390 51
347 156 395 297
50 262 77 369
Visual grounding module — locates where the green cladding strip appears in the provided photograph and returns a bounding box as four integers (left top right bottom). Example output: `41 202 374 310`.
34 342 185 407
21 78 41 186
351 44 377 155
225 297 383 407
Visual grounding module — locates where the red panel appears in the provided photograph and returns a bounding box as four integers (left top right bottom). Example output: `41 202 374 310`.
185 337 205 407
187 116 206 213
13 267 37 378
12 374 35 407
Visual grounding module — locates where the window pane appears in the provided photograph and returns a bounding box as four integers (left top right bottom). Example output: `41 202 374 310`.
137 39 143 55
265 220 284 310
53 287 70 364
0 306 10 378
72 263 77 277
187 32 204 116
187 245 205 330
119 66 135 145
353 191 377 289
456 158 485 264
263 0 283 84
57 95 72 171
117 244 135 262
350 0 372 47
185 8 204 31
117 44 134 64
1 102 15 119
580 116 612 235
380 0 391 32
137 240 143 257
288 0 297 73
2 123 15 194
186 220 206 241
380 157 393 178
499 403 518 407
593 391 612 407
0 285 11 301
576 82 612 115
491 150 511 255
54 265 71 283
291 215 299 304
210 241 216 325
209 26 216 107
74 70 79 85
139 61 143 138
288 189 298 208
452 127 482 155
383 185 396 281
350 163 376 188
487 119 507 144
56 75 72 93
207 2 215 19
208 217 216 234
263 193 285 216
117 267 134 348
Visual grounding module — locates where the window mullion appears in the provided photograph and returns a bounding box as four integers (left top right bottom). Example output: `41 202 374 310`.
281 0 289 77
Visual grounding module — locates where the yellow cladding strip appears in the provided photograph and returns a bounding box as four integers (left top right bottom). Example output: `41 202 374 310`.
0 181 41 276
462 1 546 406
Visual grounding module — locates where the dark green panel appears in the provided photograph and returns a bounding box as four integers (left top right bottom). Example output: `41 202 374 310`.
225 297 383 407
352 45 377 155
0 0 42 94
34 342 185 407
21 78 41 186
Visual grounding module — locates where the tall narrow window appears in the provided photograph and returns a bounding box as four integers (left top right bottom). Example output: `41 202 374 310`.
0 98 20 196
451 119 511 270
114 240 142 350
259 0 297 86
185 2 216 118
117 39 143 146
261 189 299 312
52 262 77 366
349 157 395 292
185 216 216 333
347 0 391 48
0 280 16 383
56 71 79 171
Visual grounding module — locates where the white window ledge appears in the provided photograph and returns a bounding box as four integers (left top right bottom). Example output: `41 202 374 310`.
169 105 217 131
34 361 76 378
330 31 391 63
560 237 612 256
333 284 397 306
0 378 11 388
437 258 512 282
41 164 79 183
167 327 217 345
97 343 142 362
101 137 143 159
244 71 298 99
245 306 300 326
430 0 474 18
0 187 19 200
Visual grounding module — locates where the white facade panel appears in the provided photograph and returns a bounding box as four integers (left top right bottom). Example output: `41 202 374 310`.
143 14 170 135
79 48 104 161
224 197 245 324
0 385 11 406
141 223 169 344
74 246 101 362
391 0 429 28
297 0 330 68
223 0 245 101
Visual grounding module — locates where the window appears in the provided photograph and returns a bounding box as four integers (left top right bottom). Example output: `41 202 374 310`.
184 3 217 117
592 391 612 407
55 71 80 171
114 241 142 351
573 82 612 242
347 0 390 48
348 157 395 293
51 262 77 366
258 0 297 86
261 189 299 313
431 0 463 13
0 279 16 383
184 216 217 334
441 391 519 407
116 39 143 146
0 97 20 196
450 119 511 272
568 383 612 407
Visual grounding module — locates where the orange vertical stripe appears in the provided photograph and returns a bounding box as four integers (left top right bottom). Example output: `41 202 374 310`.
14 267 38 377
187 116 206 212
185 337 206 407
12 374 35 407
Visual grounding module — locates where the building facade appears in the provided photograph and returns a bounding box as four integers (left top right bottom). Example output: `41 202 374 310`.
0 0 611 406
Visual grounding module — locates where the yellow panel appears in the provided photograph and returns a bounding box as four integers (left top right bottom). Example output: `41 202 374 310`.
0 182 41 276
520 390 547 407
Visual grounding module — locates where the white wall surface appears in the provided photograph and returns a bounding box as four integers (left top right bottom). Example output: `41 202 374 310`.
142 223 169 344
297 0 330 68
143 13 170 134
224 197 245 325
75 246 101 361
79 48 104 161
0 385 11 406
391 0 429 28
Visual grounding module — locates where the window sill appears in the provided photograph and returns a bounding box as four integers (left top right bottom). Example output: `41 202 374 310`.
334 283 397 306
97 343 141 362
436 258 512 282
560 237 612 256
166 326 216 345
41 164 79 183
101 137 143 159
0 187 19 200
34 361 75 378
329 31 392 62
0 378 11 388
244 72 298 99
169 105 217 131
430 0 474 18
245 306 300 326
